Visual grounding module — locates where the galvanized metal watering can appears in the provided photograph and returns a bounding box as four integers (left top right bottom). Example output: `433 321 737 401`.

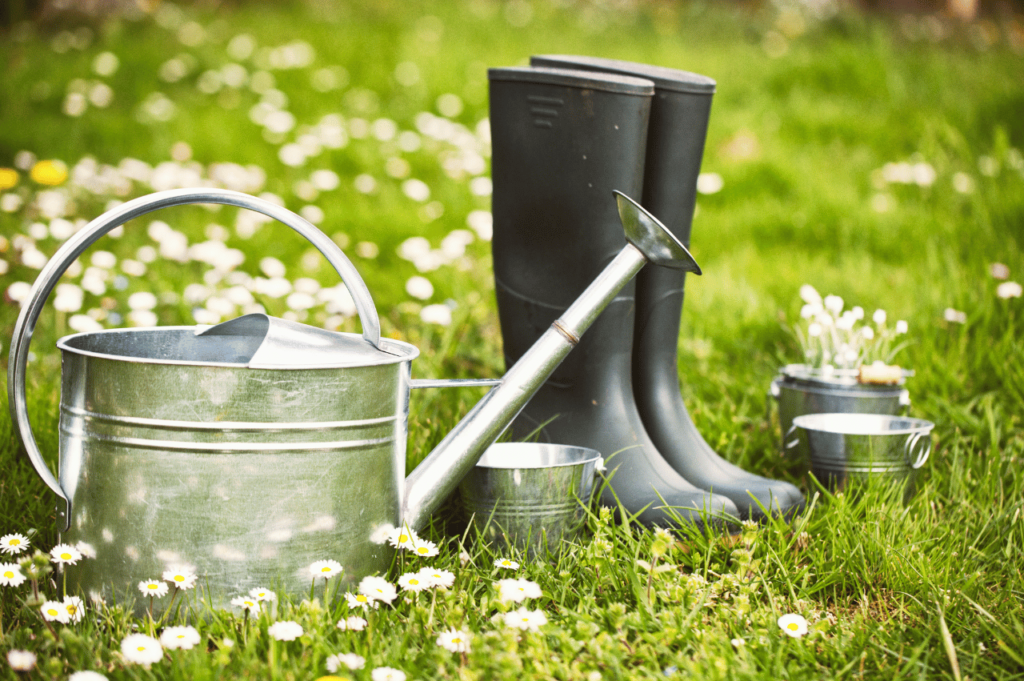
8 188 699 610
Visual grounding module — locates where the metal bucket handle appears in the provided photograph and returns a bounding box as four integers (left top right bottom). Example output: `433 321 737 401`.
905 431 931 469
7 188 382 531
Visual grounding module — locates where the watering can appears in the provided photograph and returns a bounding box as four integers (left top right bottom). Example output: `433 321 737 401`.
8 187 700 610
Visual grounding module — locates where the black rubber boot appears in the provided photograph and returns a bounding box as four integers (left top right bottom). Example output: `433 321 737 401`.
488 66 738 528
531 56 805 520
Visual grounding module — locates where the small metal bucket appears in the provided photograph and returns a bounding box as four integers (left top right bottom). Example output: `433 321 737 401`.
458 443 600 557
790 413 934 491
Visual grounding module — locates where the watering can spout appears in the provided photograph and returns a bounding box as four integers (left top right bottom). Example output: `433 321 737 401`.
401 191 700 531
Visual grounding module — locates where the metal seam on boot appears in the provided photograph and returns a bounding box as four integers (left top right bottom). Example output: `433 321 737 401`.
494 275 636 310
552 320 580 346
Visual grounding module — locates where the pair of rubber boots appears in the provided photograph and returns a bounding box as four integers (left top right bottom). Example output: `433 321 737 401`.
488 56 804 528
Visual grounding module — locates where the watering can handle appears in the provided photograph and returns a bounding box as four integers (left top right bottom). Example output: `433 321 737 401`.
7 188 382 531
905 431 931 469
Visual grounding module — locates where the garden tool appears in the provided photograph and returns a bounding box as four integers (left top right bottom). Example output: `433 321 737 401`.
531 55 805 519
488 65 738 527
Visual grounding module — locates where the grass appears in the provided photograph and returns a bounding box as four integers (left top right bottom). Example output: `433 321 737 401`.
1 0 1024 678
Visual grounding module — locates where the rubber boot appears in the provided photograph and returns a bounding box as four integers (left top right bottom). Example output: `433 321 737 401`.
531 56 805 520
488 66 738 528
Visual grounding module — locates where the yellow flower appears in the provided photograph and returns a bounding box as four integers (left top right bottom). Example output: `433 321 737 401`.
0 168 18 190
30 160 68 186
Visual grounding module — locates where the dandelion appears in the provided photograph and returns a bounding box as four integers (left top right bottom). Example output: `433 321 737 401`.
138 580 169 598
309 559 343 579
498 578 542 603
344 591 378 610
494 557 519 570
387 525 419 550
30 160 68 185
230 596 261 613
336 615 368 631
410 538 439 558
62 595 85 623
41 599 71 623
358 575 397 604
0 168 17 190
777 613 809 638
268 621 303 641
7 650 36 672
162 567 197 590
419 567 455 589
50 543 82 566
997 281 1023 299
0 563 27 587
327 653 365 671
437 627 472 653
397 571 430 592
160 625 201 650
250 587 277 601
503 607 548 631
371 667 406 681
120 634 163 666
68 671 108 681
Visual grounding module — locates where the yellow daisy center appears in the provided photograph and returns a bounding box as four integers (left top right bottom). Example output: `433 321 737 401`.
137 646 146 652
398 534 408 542
787 623 799 631
356 595 367 602
47 609 58 616
410 579 419 585
452 637 462 643
10 539 20 546
148 584 158 590
174 575 184 582
60 553 71 560
177 634 185 639
67 605 77 614
417 547 428 554
322 566 332 572
3 571 12 578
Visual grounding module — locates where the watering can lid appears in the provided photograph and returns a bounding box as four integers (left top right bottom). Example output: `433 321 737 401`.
197 313 416 369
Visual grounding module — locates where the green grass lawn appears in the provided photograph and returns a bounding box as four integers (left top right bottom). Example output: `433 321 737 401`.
1 0 1023 678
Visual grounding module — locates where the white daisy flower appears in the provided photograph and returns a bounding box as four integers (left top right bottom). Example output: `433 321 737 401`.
823 295 844 315
7 650 36 672
0 563 27 587
895 319 909 334
249 587 277 601
494 557 519 570
62 595 85 623
162 567 197 590
410 538 439 558
68 671 108 681
397 571 430 592
503 607 548 631
997 281 1023 299
371 667 406 681
436 627 472 653
777 613 809 638
418 567 455 589
387 525 419 550
120 633 163 666
344 591 378 610
267 620 303 641
861 326 875 340
309 559 343 579
336 615 368 631
138 580 169 598
0 533 29 555
50 543 82 566
497 578 542 603
230 596 261 613
731 637 745 648
160 625 201 650
41 600 71 623
358 575 397 604
327 652 366 671
873 308 887 325
75 541 96 559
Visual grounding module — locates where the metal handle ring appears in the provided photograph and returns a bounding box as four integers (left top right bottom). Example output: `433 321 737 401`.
7 188 382 531
904 431 931 470
784 423 801 451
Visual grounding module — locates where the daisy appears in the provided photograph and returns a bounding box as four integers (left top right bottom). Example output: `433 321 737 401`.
418 567 455 589
344 591 378 610
50 543 82 566
327 652 365 671
160 625 201 650
0 563 27 587
138 580 169 598
230 596 261 613
336 615 367 631
1 533 30 555
436 627 472 653
494 557 519 570
120 634 163 666
309 559 343 579
778 613 809 638
358 575 397 604
41 600 71 623
62 595 85 623
371 667 406 681
162 567 197 590
410 538 439 558
387 525 418 550
397 571 430 592
68 671 108 681
503 607 548 632
249 587 277 601
7 650 36 672
267 620 303 641
498 578 542 603
75 542 96 559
